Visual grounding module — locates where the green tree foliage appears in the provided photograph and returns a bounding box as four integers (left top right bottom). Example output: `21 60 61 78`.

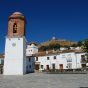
82 39 88 53
48 43 60 50
39 46 46 51
71 41 82 47
82 39 88 63
71 44 78 47
39 43 60 51
85 54 88 63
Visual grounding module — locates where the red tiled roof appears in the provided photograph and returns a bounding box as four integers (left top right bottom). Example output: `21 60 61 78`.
34 50 83 57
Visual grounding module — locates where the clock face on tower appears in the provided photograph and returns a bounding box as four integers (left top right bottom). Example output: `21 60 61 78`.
12 43 16 47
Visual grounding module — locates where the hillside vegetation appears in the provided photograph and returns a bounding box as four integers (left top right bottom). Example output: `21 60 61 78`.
38 37 78 51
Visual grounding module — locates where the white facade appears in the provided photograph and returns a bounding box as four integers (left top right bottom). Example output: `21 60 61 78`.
70 47 81 50
60 47 68 51
75 52 86 68
35 52 85 71
4 37 27 75
26 43 38 56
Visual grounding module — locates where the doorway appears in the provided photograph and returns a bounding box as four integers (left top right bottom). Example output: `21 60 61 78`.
59 64 63 71
52 64 55 70
35 64 39 70
46 65 49 70
81 64 86 68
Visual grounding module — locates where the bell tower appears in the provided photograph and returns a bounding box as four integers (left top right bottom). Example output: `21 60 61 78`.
4 12 27 75
8 12 26 37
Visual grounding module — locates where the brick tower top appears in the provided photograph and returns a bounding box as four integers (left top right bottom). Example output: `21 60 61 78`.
8 12 26 37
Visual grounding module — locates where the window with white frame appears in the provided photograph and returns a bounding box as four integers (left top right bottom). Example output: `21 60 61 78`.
67 63 72 69
67 54 72 62
62 55 66 58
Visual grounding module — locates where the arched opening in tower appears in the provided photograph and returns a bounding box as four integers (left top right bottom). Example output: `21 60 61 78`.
13 23 17 33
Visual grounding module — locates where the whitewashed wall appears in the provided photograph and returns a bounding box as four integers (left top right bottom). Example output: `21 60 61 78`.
4 37 27 75
75 52 85 68
35 52 85 71
26 44 38 56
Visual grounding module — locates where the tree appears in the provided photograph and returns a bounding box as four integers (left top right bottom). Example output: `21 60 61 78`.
71 44 77 47
82 39 88 53
39 43 61 51
85 54 88 63
82 39 88 63
39 46 47 51
48 43 60 50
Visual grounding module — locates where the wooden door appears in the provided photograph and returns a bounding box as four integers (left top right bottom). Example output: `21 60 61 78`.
35 64 39 70
46 65 49 70
59 64 63 71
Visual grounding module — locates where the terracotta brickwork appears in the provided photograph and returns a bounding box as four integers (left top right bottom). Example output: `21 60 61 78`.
8 12 26 37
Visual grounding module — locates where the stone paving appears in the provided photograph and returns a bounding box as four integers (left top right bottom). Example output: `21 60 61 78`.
0 73 88 88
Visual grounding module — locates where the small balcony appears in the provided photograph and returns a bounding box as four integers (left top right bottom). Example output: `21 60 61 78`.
81 59 86 64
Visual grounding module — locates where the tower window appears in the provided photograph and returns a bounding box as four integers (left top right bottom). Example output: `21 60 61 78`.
13 23 17 33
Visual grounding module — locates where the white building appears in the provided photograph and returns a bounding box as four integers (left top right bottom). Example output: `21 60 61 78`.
60 47 68 51
34 50 86 72
26 42 38 73
26 43 38 56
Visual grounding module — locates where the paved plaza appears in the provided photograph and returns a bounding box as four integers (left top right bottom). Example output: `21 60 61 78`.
0 73 88 88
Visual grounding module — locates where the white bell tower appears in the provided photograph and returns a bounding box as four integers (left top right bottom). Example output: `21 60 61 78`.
3 12 27 75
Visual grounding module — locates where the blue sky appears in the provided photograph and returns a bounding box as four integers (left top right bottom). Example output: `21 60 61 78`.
0 0 88 53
